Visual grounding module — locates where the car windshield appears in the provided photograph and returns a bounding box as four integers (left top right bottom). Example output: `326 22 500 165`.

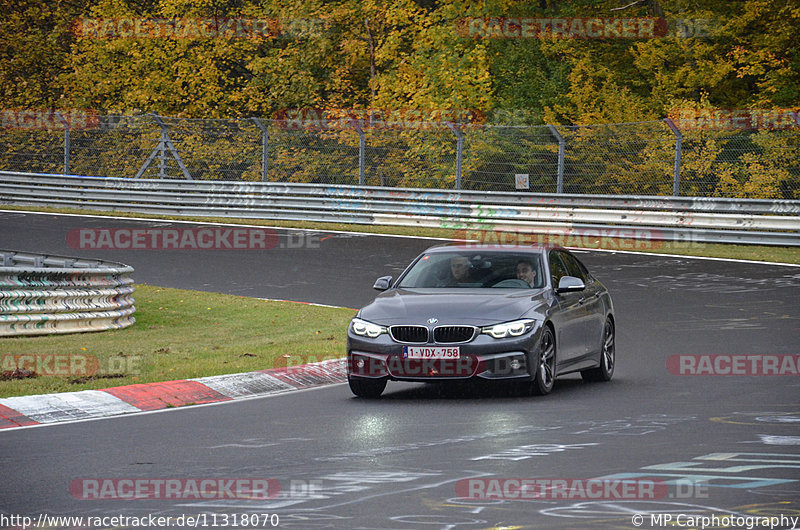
397 251 545 289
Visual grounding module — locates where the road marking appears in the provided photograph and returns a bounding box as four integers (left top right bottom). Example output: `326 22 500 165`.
0 381 347 433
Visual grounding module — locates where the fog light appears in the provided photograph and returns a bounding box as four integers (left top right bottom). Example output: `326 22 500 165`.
356 359 365 369
510 359 522 370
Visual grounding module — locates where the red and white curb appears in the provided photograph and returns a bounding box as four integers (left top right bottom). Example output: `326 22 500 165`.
0 359 346 430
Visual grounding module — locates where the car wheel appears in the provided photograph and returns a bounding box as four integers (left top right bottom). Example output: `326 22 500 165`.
348 377 387 398
582 317 615 383
531 326 556 395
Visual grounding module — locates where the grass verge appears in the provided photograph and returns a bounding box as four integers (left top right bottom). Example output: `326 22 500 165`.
2 205 799 265
0 284 354 398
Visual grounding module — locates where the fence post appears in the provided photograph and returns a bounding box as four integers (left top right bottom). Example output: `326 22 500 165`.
55 112 70 175
159 127 167 177
250 117 269 182
446 122 463 189
351 119 365 186
546 125 565 194
663 118 683 196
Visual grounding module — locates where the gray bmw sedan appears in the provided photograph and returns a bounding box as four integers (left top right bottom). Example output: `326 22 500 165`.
347 244 615 398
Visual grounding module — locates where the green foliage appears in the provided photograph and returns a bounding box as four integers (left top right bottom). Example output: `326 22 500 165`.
2 0 797 119
0 0 797 196
0 0 81 108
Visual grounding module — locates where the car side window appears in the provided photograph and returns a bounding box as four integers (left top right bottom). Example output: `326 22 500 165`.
574 255 593 282
548 251 569 287
559 251 588 282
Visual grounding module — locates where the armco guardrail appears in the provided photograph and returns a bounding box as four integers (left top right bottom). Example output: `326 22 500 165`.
0 171 798 246
0 249 135 337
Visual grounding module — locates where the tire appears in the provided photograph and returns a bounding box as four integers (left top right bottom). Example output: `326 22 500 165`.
348 377 387 398
531 326 556 395
582 317 615 383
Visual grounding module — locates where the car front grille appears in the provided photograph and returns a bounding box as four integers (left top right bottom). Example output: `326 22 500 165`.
434 326 477 343
389 325 429 343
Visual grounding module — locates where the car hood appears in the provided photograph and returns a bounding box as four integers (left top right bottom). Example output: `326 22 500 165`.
357 288 549 326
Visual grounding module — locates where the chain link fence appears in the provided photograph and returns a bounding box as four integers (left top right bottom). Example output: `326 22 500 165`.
1 112 798 198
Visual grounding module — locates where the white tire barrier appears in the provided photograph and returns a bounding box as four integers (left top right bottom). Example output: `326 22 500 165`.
0 250 135 337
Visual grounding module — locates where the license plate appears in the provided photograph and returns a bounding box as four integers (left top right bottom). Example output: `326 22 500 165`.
402 346 460 359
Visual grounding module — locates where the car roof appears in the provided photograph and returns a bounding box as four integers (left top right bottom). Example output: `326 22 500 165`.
422 243 560 254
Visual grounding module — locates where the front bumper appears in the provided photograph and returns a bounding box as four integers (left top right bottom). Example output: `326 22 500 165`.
347 327 541 382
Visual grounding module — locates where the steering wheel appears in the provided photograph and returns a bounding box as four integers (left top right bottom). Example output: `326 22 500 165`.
488 278 531 288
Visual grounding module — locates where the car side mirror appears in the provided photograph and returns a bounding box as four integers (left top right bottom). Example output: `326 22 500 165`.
373 276 393 291
556 276 585 293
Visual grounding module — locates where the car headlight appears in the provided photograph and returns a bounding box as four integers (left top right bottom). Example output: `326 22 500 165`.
481 319 536 339
350 318 388 338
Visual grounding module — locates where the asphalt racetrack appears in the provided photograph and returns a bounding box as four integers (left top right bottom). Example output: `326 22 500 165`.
1 210 799 529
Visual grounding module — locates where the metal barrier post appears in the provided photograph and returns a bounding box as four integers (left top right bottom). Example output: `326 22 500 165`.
250 117 269 182
664 118 683 196
55 112 70 175
159 129 167 177
351 119 365 186
446 122 463 189
547 125 565 194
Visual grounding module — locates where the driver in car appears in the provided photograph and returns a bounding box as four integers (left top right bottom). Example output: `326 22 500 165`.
450 256 473 284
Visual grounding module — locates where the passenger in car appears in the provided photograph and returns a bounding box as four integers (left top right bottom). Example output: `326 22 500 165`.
516 260 537 287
